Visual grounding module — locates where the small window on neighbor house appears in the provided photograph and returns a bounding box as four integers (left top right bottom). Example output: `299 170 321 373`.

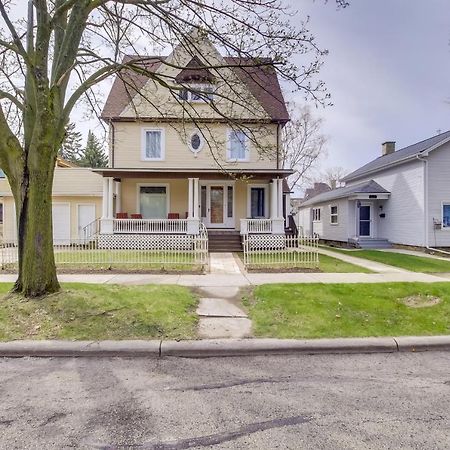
0 169 5 178
228 130 248 161
312 208 321 222
443 204 450 228
330 205 338 224
143 130 164 160
0 203 3 224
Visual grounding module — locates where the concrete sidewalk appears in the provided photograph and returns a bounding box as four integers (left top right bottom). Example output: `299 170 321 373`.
0 271 447 286
0 336 449 358
317 247 409 273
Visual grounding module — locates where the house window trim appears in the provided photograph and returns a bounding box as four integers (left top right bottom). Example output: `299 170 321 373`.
247 184 269 219
330 205 338 225
312 207 322 223
179 83 215 103
227 129 250 163
188 129 205 154
136 183 170 219
141 128 165 162
442 201 450 230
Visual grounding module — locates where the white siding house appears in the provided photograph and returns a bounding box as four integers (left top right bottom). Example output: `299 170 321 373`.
298 131 450 249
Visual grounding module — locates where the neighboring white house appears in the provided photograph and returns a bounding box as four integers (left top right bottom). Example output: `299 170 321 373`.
298 131 450 249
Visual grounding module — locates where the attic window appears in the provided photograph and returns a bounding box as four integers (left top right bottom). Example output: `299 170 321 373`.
179 84 214 103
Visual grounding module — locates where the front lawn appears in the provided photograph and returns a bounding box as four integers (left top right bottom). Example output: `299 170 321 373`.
244 283 450 338
237 252 372 273
324 248 450 273
0 283 198 341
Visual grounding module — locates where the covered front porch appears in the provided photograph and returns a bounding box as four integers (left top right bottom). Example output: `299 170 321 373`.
92 168 293 237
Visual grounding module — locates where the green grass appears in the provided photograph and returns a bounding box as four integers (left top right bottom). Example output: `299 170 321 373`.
324 247 450 273
244 283 450 339
0 283 198 341
237 252 372 273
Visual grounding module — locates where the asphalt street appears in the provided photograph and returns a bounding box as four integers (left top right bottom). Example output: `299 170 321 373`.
0 352 449 449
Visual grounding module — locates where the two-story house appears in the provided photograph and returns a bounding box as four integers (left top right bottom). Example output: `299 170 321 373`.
95 30 292 251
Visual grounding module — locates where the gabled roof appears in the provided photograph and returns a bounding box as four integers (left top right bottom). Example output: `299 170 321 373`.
175 56 216 83
343 130 450 182
300 180 390 207
101 56 289 122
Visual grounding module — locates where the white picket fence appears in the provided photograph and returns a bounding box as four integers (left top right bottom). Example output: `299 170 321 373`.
242 234 319 269
0 225 208 270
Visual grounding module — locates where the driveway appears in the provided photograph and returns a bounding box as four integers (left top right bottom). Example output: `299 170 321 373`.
0 352 449 449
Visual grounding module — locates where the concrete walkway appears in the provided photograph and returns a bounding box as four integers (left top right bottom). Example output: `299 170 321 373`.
0 271 447 287
317 247 409 273
209 252 241 274
196 286 252 339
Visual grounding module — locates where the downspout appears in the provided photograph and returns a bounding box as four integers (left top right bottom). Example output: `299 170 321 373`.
109 120 115 168
416 154 450 256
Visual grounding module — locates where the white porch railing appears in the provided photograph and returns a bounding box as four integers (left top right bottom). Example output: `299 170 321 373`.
240 219 273 235
113 219 188 234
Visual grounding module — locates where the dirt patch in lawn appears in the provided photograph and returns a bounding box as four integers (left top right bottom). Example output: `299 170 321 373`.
401 295 442 308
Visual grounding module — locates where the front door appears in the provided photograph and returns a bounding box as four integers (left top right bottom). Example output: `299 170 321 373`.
359 204 371 237
203 184 234 228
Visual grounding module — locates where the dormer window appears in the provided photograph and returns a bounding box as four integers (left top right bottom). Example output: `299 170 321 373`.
179 84 214 103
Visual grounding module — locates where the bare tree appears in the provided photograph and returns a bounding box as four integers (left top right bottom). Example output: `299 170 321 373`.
0 0 347 297
280 104 327 192
323 166 347 189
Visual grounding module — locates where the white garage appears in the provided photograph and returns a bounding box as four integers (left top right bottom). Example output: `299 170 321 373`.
52 203 71 244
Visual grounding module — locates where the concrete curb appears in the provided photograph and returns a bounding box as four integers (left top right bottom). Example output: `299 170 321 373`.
0 336 449 358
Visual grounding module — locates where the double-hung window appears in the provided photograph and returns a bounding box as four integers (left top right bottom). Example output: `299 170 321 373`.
443 203 450 228
312 208 321 222
330 205 338 224
142 129 164 161
228 130 248 161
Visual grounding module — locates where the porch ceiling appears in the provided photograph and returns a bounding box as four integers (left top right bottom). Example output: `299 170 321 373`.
92 168 294 180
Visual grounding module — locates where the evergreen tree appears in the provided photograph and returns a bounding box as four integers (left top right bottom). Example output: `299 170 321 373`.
78 131 108 168
58 123 83 162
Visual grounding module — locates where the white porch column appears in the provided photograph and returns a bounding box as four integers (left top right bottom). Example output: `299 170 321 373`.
270 179 278 219
193 178 199 219
107 177 114 219
277 179 283 218
115 180 121 214
100 177 114 234
102 178 109 219
188 178 194 219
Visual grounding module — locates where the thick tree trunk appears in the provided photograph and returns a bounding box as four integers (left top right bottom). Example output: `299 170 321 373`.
12 152 60 297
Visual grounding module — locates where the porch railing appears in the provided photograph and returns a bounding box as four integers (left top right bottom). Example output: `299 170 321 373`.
113 219 188 234
241 219 273 235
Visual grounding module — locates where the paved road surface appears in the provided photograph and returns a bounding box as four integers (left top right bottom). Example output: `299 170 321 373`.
0 352 449 449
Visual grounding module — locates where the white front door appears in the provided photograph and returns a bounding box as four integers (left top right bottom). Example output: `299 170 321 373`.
78 204 96 240
52 203 71 244
202 184 234 228
358 204 372 237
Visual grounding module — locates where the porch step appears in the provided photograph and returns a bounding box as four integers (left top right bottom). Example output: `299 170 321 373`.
208 231 243 253
356 239 392 249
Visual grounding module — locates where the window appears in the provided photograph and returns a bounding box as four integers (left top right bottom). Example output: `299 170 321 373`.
179 84 214 103
227 186 233 218
139 186 168 219
188 130 204 153
201 186 207 218
0 203 3 224
251 187 265 218
330 205 338 224
312 208 321 222
142 129 164 160
443 204 450 228
228 130 248 161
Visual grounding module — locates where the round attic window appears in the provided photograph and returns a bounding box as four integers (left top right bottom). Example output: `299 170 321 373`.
189 131 204 153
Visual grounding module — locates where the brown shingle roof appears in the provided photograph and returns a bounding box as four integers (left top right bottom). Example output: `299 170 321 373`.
101 55 289 122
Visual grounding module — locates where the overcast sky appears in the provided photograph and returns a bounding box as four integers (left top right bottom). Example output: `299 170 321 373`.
71 0 450 177
293 0 450 174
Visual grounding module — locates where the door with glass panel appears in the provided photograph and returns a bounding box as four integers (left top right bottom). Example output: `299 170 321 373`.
139 186 167 219
358 204 371 237
202 184 234 228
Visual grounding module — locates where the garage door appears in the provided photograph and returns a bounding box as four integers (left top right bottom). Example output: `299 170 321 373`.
52 203 71 244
